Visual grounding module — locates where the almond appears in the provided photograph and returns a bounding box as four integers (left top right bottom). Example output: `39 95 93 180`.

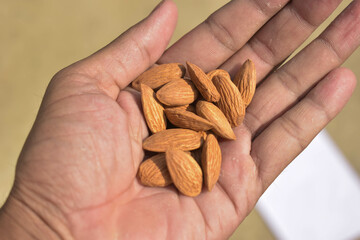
186 61 220 102
140 84 167 133
166 149 203 197
201 134 221 191
143 129 204 152
164 108 214 131
212 74 245 127
137 153 172 187
233 59 256 106
132 63 186 91
207 69 230 81
196 101 236 140
156 79 199 106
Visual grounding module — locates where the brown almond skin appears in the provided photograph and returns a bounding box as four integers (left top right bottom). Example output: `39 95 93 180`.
233 59 256 106
186 61 220 102
196 101 236 140
212 74 245 127
137 153 172 187
165 104 196 113
132 63 186 91
207 69 230 81
166 149 203 197
143 129 204 152
164 108 214 131
201 134 222 191
140 84 167 133
156 79 199 106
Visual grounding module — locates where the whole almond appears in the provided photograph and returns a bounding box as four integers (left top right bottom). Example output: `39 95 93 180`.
164 108 214 131
233 59 256 106
166 149 203 197
156 79 199 106
137 153 172 187
186 61 220 102
207 69 230 81
201 134 221 191
140 84 167 133
143 129 204 152
196 101 236 140
132 63 186 91
212 74 245 127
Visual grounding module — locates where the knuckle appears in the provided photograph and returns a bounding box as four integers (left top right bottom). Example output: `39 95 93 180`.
205 15 238 52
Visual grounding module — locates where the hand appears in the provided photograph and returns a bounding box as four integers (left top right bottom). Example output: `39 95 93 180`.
0 0 359 239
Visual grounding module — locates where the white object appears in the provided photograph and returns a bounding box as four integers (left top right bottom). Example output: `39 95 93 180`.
256 130 360 240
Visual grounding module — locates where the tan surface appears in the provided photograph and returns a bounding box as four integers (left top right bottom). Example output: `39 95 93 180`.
0 0 359 239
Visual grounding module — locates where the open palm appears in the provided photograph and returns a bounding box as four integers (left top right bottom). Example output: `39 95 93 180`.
4 0 360 239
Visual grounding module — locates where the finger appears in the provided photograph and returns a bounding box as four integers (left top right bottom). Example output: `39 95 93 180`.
245 0 360 137
220 0 343 79
251 67 356 189
159 0 289 72
65 0 178 93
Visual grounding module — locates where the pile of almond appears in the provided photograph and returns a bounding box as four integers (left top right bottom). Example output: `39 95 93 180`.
133 60 256 197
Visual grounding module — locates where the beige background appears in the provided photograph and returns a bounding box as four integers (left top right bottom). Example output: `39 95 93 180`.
1 0 359 239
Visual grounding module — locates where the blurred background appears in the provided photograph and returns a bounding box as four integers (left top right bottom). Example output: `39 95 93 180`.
1 0 359 238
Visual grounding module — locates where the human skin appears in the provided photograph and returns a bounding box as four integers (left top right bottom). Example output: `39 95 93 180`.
0 0 359 239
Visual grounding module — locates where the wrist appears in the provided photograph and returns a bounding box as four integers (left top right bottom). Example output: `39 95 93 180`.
0 186 73 240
